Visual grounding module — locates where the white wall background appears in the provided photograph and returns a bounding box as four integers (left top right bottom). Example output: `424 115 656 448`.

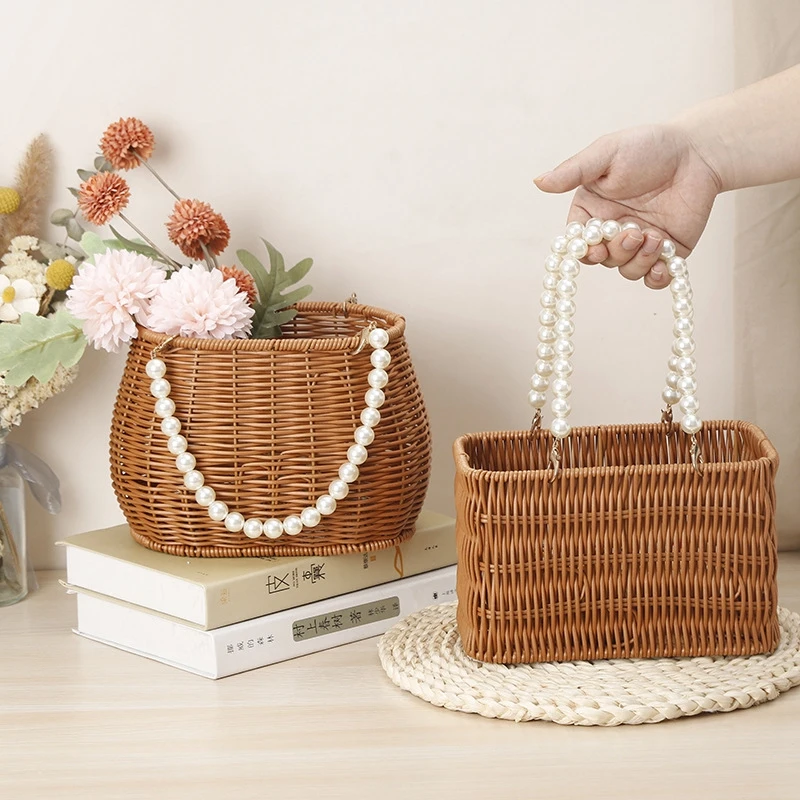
4 0 735 569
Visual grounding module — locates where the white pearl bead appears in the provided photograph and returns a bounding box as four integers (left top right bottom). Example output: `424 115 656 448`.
601 220 621 240
538 327 557 344
263 518 284 539
667 257 687 277
368 368 388 389
557 278 577 298
554 338 574 357
361 407 381 427
535 359 554 377
145 359 166 379
543 274 559 291
541 290 557 308
553 358 573 377
545 254 562 273
662 387 681 405
316 495 337 515
672 298 693 318
208 500 228 522
661 239 676 260
672 336 695 357
679 395 700 414
224 512 245 532
167 434 188 455
530 374 549 391
175 452 196 473
551 397 571 417
539 309 557 326
348 443 368 464
329 479 350 500
677 375 697 395
536 343 555 361
150 378 171 399
676 356 696 376
300 507 321 528
354 426 375 447
559 257 581 279
183 470 204 491
621 221 641 232
368 327 389 349
160 416 181 436
680 414 702 435
243 518 264 539
586 217 603 228
370 349 391 369
551 378 571 397
154 398 176 418
673 317 694 336
339 462 359 483
583 226 603 246
550 418 571 439
668 355 680 372
556 299 576 318
195 485 215 506
666 372 680 390
365 388 385 408
565 221 584 239
528 390 547 408
551 235 569 254
670 276 691 296
554 319 575 337
567 238 588 259
283 515 303 536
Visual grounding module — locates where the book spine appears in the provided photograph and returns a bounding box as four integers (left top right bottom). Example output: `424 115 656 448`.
204 519 456 629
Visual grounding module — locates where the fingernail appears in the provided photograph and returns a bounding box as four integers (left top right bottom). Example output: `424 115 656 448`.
534 171 552 183
621 231 644 251
650 264 665 280
642 233 661 256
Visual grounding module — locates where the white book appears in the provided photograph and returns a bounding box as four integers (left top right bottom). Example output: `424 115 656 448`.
71 565 456 679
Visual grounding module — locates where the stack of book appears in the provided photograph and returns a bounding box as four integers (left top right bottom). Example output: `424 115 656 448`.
60 510 457 679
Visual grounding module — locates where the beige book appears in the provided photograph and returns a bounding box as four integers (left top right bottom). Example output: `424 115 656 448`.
58 509 455 629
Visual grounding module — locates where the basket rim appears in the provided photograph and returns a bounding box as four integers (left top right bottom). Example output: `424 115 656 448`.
452 419 778 479
135 301 406 352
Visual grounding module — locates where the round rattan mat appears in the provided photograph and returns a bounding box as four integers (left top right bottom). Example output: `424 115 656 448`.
378 603 800 726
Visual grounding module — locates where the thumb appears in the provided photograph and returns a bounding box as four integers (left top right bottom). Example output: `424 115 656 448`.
534 136 617 194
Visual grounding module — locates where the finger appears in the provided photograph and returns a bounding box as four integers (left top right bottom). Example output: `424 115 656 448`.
602 228 644 269
533 135 617 194
644 260 671 290
618 229 664 281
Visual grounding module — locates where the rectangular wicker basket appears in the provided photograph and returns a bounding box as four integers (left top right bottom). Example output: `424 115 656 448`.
453 420 780 664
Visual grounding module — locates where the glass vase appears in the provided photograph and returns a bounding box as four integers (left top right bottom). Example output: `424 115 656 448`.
0 452 26 606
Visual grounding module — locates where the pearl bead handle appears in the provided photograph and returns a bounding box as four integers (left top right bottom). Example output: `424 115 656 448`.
147 323 392 541
529 219 702 441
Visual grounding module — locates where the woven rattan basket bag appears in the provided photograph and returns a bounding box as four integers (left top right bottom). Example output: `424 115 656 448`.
454 219 780 664
110 300 431 556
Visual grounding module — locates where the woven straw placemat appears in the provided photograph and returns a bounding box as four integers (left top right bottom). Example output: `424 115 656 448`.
378 603 800 726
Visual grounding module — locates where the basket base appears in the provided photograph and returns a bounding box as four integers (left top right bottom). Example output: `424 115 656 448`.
379 602 800 726
128 523 416 558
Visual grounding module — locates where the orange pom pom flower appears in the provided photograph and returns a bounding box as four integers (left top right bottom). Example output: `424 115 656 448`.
100 117 155 171
166 198 230 260
78 171 131 226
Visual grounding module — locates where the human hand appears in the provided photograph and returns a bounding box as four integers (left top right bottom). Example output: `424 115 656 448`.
534 124 722 288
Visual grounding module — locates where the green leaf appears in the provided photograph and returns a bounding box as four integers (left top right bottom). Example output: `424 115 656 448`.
50 208 74 226
281 257 313 289
67 187 79 198
108 226 165 262
38 241 66 261
94 156 113 172
80 231 110 257
0 310 87 386
236 248 274 305
266 284 312 311
262 239 286 278
66 218 84 241
76 168 95 182
252 308 298 339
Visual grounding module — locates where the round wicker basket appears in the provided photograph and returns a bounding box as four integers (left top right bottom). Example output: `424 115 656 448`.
109 301 432 556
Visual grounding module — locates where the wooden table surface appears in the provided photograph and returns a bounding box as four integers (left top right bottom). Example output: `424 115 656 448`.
2 560 800 800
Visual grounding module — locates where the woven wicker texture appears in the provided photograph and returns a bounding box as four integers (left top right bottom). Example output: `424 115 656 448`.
110 302 431 556
453 420 779 663
378 602 800 726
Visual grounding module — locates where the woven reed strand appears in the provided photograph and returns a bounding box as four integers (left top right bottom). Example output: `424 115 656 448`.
110 302 432 556
453 421 779 663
